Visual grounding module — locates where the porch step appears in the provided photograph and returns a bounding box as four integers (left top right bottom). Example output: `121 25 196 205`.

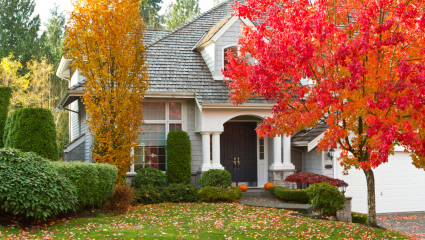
242 188 272 197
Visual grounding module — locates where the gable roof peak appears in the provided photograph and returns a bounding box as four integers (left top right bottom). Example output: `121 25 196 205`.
147 0 236 49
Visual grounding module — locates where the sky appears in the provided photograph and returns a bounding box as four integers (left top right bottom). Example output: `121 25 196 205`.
34 0 216 28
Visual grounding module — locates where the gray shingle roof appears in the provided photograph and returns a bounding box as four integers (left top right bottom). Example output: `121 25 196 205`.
69 0 269 104
291 124 328 142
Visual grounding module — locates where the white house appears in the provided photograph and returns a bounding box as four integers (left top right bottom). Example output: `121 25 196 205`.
56 0 425 213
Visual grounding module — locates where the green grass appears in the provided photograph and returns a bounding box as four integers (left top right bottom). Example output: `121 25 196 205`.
0 203 411 239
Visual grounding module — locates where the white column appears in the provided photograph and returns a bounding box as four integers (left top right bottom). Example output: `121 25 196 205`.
200 132 213 171
211 132 224 169
270 135 285 170
283 135 295 169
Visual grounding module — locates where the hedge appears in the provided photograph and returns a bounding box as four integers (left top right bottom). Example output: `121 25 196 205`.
0 87 12 148
166 130 191 184
352 212 367 224
269 186 310 204
198 169 232 188
0 148 78 220
3 108 58 161
133 184 198 204
51 161 117 209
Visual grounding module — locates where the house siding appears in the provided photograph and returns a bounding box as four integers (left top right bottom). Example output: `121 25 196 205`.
70 100 79 141
200 44 215 76
187 99 203 173
214 19 244 77
304 147 323 174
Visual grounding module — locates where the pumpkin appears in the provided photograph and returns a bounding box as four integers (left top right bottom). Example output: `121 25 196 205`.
238 184 248 192
264 182 274 191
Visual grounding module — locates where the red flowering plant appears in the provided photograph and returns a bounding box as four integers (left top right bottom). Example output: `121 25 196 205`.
285 172 348 187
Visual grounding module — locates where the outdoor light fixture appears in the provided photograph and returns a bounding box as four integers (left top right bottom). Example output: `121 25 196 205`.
339 180 347 194
327 148 335 160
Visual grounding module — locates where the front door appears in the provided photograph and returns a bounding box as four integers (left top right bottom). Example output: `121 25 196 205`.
220 122 257 184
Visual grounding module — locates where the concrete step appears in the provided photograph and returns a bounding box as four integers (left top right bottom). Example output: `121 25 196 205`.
242 188 272 197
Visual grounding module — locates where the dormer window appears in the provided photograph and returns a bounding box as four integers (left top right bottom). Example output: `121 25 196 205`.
223 45 238 71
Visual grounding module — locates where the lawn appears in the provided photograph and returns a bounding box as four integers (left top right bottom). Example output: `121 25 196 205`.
0 203 411 239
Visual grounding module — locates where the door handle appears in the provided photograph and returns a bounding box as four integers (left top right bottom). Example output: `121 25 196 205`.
237 157 240 170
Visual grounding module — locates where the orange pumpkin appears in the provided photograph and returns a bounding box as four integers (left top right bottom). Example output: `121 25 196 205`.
264 182 274 191
238 184 248 192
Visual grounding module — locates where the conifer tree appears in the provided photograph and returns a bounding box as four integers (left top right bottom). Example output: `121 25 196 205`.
0 0 41 68
165 0 200 30
140 0 164 29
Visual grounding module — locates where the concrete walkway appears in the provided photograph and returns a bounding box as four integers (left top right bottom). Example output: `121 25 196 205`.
377 212 425 239
239 196 313 214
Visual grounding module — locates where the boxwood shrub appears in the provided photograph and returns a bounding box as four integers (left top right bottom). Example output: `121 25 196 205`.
352 212 368 224
306 182 346 217
198 169 232 188
198 186 242 202
133 184 198 204
131 167 167 188
3 108 59 161
51 161 117 209
0 87 12 148
166 130 191 184
269 186 310 204
0 148 78 220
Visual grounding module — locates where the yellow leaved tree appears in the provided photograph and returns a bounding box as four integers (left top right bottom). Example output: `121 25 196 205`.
65 0 149 182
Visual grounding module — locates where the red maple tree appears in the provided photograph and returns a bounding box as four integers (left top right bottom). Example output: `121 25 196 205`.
223 0 425 225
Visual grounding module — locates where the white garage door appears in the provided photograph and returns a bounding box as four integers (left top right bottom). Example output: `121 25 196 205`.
334 151 425 214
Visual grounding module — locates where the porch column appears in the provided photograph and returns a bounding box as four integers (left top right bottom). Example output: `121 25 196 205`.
200 132 213 171
211 132 224 169
283 135 295 169
270 135 285 170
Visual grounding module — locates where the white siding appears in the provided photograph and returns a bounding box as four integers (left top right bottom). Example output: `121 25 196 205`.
187 99 202 172
69 100 79 141
200 44 215 76
214 20 244 77
304 147 322 174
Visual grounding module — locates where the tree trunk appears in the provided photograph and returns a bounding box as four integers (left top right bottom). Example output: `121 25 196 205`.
363 169 377 226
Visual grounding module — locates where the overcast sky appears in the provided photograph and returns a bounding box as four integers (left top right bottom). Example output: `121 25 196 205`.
34 0 216 29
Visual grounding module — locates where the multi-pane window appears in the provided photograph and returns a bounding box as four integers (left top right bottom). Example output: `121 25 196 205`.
259 138 265 160
223 46 238 71
132 101 184 172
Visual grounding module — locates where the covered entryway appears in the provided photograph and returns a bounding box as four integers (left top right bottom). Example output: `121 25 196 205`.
220 122 257 185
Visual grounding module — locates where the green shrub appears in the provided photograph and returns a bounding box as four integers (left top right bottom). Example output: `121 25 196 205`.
166 130 191 184
3 108 58 161
0 148 78 220
51 161 117 209
134 185 168 204
352 212 367 224
131 167 167 188
306 182 346 217
167 184 198 203
198 186 242 202
0 87 12 148
198 169 232 188
269 187 309 203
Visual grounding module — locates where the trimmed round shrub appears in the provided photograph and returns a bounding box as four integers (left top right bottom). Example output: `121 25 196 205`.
166 130 191 184
0 148 78 220
51 161 117 209
198 169 232 188
0 87 12 148
306 182 346 217
131 167 167 188
134 185 168 204
167 183 198 203
198 186 242 202
3 108 59 161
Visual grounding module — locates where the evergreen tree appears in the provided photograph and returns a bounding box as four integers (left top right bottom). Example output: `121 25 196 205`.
140 0 164 29
0 0 41 68
165 0 200 30
41 4 66 67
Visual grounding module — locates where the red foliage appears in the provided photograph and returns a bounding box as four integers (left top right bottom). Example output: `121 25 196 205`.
285 172 348 187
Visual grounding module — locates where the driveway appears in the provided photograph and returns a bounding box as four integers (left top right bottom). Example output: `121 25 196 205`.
377 212 425 239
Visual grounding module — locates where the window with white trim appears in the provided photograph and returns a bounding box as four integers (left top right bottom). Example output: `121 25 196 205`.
223 45 238 72
132 101 184 172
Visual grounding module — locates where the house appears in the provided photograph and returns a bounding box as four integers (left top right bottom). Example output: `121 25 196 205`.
56 0 425 213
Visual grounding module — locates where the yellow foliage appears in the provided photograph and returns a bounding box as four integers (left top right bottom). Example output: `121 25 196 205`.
65 0 149 182
0 54 30 106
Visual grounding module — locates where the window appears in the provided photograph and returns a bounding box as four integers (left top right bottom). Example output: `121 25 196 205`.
259 138 265 160
131 101 184 172
223 45 238 71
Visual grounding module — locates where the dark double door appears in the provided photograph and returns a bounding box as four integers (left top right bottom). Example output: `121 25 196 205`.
220 122 257 183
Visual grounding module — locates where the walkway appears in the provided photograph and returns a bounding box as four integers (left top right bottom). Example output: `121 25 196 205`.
378 212 425 239
239 196 313 214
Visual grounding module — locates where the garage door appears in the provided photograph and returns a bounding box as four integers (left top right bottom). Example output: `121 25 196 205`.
334 151 425 213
